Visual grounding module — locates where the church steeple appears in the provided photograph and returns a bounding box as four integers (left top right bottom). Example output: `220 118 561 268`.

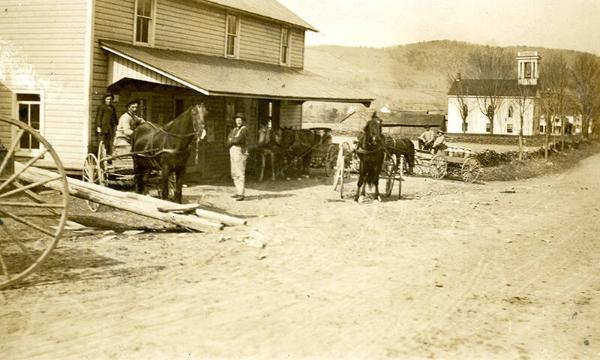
517 51 541 86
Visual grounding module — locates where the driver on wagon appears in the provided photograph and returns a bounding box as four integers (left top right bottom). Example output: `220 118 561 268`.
113 99 146 155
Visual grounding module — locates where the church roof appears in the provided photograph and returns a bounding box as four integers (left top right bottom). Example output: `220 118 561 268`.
448 79 538 97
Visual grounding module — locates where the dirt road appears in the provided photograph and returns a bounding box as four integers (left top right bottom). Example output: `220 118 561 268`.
2 153 599 359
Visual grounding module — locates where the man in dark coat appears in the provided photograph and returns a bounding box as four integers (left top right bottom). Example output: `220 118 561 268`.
95 94 118 154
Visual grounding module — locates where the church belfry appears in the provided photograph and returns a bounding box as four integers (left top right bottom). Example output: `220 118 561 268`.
517 51 541 86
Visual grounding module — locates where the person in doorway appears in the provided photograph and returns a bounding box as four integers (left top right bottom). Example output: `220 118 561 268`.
418 125 435 150
113 99 145 155
227 112 249 201
432 129 447 154
95 94 118 155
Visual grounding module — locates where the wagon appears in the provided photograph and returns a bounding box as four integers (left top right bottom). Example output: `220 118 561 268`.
307 127 339 177
331 140 403 199
414 146 482 183
82 141 174 212
0 116 69 289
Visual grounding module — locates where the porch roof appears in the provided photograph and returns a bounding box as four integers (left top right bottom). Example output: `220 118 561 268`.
100 40 373 106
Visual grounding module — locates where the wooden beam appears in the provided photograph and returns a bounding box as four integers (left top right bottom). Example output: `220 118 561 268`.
14 163 223 232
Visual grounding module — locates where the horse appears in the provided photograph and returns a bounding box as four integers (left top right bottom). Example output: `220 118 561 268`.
384 136 415 175
280 128 319 178
131 103 207 203
257 125 284 181
355 118 385 202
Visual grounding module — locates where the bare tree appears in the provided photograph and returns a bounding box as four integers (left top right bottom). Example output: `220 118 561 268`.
447 57 474 133
539 55 570 161
515 85 536 160
469 46 513 134
571 53 600 138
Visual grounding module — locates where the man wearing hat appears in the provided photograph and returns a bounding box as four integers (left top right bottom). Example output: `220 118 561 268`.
227 112 248 201
113 99 145 156
95 94 117 155
418 125 435 151
431 129 447 154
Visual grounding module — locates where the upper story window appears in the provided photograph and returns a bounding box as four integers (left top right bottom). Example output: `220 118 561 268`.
225 14 240 58
134 0 155 45
524 62 532 79
16 93 43 152
280 27 291 65
508 106 513 118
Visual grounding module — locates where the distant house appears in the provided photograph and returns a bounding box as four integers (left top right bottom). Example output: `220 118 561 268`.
0 0 373 175
379 110 445 137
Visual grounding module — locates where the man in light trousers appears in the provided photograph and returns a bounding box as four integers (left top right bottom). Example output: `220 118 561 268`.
227 112 248 201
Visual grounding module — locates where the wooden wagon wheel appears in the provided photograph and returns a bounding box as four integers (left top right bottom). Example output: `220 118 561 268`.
0 116 69 289
384 153 398 197
461 157 482 183
324 143 339 178
431 153 447 180
82 153 101 212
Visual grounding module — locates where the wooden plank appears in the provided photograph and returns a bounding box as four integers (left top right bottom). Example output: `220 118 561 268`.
15 162 224 231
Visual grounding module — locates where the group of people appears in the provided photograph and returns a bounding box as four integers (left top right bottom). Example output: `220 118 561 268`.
95 93 248 201
418 125 447 153
94 94 145 156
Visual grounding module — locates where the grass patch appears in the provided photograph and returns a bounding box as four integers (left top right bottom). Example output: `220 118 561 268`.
480 140 600 181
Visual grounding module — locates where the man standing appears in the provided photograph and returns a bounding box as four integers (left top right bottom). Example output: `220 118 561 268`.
418 125 435 150
95 94 117 154
227 112 248 201
113 99 145 156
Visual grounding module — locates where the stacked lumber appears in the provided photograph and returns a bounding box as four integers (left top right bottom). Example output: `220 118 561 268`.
15 163 246 232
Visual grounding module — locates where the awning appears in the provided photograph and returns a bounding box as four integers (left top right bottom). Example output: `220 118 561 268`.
101 40 373 106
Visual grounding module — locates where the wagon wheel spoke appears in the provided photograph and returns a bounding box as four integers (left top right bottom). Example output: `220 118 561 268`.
0 148 48 194
0 175 63 199
0 129 25 179
83 153 101 212
1 225 36 262
0 246 11 281
0 116 68 289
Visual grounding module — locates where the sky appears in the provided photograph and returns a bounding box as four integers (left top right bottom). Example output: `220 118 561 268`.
278 0 600 55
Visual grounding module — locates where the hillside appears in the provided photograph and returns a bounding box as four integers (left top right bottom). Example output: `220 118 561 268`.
302 40 586 123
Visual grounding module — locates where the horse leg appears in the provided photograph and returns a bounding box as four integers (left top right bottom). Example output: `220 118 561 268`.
259 152 265 182
133 157 145 195
269 151 276 181
174 167 186 204
160 163 171 201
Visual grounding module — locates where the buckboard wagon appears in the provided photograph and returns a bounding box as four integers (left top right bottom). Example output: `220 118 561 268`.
82 141 175 212
414 146 482 183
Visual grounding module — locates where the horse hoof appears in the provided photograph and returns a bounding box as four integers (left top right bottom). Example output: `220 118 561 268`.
358 196 365 203
375 196 382 202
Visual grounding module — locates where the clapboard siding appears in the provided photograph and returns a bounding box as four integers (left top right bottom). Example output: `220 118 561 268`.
239 16 281 65
280 101 303 129
0 0 90 169
155 0 226 55
290 29 304 69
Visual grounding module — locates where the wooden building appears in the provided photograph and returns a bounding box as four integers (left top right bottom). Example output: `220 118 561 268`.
0 0 372 176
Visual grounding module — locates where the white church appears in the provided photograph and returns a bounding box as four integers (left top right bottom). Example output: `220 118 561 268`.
447 51 582 136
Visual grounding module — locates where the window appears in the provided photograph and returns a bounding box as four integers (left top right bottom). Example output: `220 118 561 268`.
225 14 239 57
507 123 513 133
16 93 42 151
280 27 291 65
485 122 491 133
508 106 513 118
134 0 155 45
524 62 532 79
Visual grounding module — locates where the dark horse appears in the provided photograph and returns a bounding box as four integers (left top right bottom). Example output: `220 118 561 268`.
131 103 207 203
355 118 385 202
280 128 319 178
384 136 415 175
257 126 284 181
